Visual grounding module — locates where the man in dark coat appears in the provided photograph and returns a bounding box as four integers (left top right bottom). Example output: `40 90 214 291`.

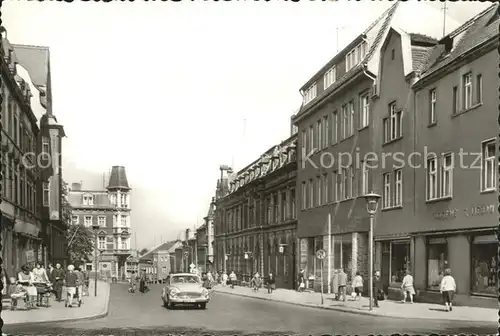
52 263 65 301
373 270 382 308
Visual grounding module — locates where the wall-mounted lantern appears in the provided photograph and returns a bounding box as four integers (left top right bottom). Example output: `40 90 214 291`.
244 252 252 260
279 244 287 254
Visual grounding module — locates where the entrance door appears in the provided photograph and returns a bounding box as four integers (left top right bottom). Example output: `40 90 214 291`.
381 242 390 291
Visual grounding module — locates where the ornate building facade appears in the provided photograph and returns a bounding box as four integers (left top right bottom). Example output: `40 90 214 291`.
68 166 132 280
214 134 298 289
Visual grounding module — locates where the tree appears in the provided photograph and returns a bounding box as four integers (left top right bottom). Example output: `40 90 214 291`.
139 248 149 256
62 180 94 264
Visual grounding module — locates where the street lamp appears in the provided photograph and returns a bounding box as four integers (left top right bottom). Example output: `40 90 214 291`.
92 223 100 297
361 191 381 311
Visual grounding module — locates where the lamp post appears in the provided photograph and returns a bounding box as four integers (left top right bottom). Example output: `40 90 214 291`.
361 191 381 311
92 223 99 297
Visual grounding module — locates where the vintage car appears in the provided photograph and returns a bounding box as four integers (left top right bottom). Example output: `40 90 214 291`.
161 273 210 309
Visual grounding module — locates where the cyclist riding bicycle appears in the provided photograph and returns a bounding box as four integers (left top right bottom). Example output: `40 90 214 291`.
129 271 137 293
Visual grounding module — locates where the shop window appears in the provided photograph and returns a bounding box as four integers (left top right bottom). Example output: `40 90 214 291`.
333 234 352 281
471 234 496 296
390 242 410 284
427 238 448 290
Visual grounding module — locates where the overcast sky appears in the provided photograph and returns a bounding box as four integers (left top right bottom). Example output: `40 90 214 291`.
3 1 490 249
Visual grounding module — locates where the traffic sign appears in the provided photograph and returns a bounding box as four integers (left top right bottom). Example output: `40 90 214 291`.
190 263 196 269
184 251 189 257
316 249 326 260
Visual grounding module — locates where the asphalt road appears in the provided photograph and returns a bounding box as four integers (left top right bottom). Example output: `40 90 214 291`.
4 284 497 335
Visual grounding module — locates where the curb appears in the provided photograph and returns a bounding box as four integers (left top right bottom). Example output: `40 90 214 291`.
6 281 111 327
214 289 493 324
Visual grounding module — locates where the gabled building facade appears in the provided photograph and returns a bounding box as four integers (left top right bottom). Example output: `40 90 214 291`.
214 134 298 289
139 240 181 282
1 34 67 274
68 166 132 280
372 4 499 307
291 2 459 292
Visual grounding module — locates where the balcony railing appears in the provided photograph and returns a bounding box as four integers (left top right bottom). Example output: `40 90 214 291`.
113 249 131 255
112 227 131 235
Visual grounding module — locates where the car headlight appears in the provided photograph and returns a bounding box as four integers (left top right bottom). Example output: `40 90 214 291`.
169 288 180 296
202 288 209 297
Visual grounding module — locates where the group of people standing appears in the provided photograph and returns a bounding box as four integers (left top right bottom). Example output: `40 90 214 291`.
3 262 89 310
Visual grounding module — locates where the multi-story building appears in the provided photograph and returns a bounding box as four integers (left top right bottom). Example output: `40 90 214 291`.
68 166 132 280
139 240 181 282
214 134 298 289
195 222 208 273
372 4 498 307
291 2 459 292
1 36 67 275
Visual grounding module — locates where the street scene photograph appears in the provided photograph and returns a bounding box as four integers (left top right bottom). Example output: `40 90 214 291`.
0 0 498 335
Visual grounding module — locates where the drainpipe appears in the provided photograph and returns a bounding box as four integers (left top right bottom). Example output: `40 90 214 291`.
362 63 376 82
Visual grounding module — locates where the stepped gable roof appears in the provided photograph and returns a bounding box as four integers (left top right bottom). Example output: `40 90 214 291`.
417 3 499 83
67 190 111 208
107 166 130 190
294 2 460 122
225 134 297 196
139 240 180 261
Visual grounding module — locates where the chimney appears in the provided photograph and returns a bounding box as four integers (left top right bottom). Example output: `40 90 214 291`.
71 183 81 191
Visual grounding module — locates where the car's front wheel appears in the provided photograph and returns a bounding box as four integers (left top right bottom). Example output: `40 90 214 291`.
199 303 206 309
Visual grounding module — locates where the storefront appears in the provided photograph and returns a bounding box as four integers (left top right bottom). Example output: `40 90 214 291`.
470 233 496 296
379 239 411 293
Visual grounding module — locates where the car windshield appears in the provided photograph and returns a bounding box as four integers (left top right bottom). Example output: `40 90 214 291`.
171 275 200 284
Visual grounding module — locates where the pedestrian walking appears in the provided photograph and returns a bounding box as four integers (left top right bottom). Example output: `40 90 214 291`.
207 271 214 288
331 269 339 299
401 270 415 303
266 273 276 294
222 272 228 286
64 264 79 307
32 262 49 306
251 272 262 292
297 270 305 292
337 268 347 302
51 263 65 302
129 271 137 293
373 270 383 308
229 271 237 289
351 272 363 301
139 270 147 293
74 266 85 304
17 265 37 309
440 268 456 312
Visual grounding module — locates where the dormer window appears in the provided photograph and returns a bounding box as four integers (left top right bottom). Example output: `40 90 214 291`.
304 83 317 104
324 66 336 89
83 195 94 206
346 41 368 72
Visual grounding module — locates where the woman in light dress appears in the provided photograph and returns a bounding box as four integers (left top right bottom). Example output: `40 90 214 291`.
440 268 456 311
351 272 363 301
17 265 37 308
401 270 416 303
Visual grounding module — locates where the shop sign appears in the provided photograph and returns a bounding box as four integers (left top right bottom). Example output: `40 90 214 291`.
433 204 495 220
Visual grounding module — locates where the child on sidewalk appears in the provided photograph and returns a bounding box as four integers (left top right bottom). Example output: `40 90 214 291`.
8 277 27 310
251 273 262 292
266 273 276 294
440 268 456 312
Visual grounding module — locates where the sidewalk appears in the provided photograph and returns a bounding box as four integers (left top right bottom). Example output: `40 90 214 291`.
3 280 110 326
214 285 496 323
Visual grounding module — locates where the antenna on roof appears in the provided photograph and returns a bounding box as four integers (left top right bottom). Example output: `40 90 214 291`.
441 2 448 38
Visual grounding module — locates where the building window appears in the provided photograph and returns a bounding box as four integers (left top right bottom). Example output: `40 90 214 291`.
332 171 338 202
441 154 453 197
290 189 296 219
316 176 322 206
309 125 314 152
341 105 348 139
481 140 495 191
83 195 94 206
324 66 336 88
348 166 355 198
42 182 49 207
359 93 369 128
361 162 369 195
426 156 437 200
71 215 79 225
322 115 329 148
341 168 349 200
98 216 106 227
383 101 402 143
462 72 472 110
304 83 317 104
394 169 402 206
452 86 458 114
121 215 128 227
427 238 448 290
471 234 496 296
84 216 92 227
121 240 127 250
389 241 410 284
273 194 279 222
429 89 436 124
42 138 50 154
476 74 482 104
346 41 367 72
266 196 272 223
317 119 322 151
308 179 314 208
98 236 106 250
331 111 338 144
301 182 306 210
382 173 391 208
301 130 307 155
280 191 287 222
323 173 329 204
348 101 354 136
